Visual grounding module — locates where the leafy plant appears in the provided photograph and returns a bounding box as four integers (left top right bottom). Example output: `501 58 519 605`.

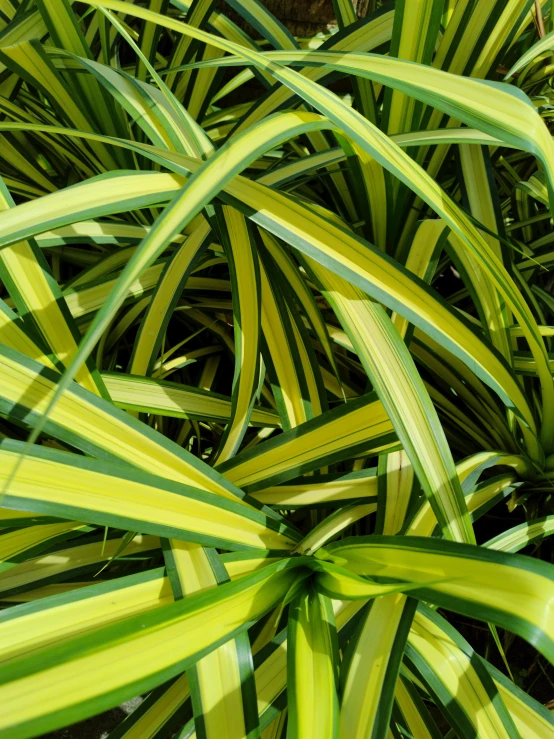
0 0 553 736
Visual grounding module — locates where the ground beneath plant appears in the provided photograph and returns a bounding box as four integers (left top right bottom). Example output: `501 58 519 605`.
41 699 143 739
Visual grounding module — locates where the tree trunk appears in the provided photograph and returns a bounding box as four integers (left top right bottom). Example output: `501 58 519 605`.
223 0 372 38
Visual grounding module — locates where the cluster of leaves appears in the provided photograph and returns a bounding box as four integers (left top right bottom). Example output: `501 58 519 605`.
1 0 554 737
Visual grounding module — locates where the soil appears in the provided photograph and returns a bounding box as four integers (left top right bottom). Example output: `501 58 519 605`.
41 699 143 739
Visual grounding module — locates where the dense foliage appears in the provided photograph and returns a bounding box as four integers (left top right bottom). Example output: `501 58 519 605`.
0 0 553 736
